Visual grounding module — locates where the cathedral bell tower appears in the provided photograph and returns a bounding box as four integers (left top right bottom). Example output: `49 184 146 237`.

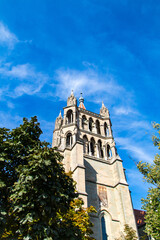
52 91 138 240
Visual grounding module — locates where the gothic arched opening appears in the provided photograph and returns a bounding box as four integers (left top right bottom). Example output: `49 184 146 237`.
101 215 108 240
82 115 87 129
89 118 93 132
66 110 73 124
98 139 104 158
104 122 109 137
107 144 112 159
90 137 95 156
96 119 101 134
66 133 72 147
83 135 89 154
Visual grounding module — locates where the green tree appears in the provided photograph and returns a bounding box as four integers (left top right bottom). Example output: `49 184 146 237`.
0 117 95 239
137 123 160 240
115 224 138 240
56 198 96 240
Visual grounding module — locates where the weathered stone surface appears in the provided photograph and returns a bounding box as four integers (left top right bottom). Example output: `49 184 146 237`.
52 93 138 240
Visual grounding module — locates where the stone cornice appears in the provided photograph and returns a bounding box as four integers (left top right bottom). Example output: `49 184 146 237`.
86 179 129 188
78 107 106 119
84 154 122 165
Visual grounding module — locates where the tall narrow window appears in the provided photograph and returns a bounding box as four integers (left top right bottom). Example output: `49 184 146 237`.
66 110 73 124
96 120 101 134
107 145 112 158
82 115 87 129
89 118 93 132
83 135 89 154
66 133 72 147
98 140 104 158
101 216 108 240
90 137 95 156
104 123 109 137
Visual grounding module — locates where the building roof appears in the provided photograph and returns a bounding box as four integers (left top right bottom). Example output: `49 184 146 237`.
134 209 146 227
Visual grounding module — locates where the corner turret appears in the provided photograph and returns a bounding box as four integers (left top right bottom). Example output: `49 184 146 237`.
67 90 77 106
100 101 109 117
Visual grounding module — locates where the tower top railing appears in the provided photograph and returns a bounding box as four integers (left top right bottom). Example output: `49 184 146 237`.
78 107 108 119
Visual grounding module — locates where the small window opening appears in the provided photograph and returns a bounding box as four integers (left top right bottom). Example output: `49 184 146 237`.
83 135 89 154
104 123 109 137
98 140 104 158
82 115 87 129
96 120 101 134
107 145 112 158
66 133 72 147
66 110 73 124
90 138 95 156
89 118 93 132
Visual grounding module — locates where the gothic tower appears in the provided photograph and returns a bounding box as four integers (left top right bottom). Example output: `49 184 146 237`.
52 91 138 240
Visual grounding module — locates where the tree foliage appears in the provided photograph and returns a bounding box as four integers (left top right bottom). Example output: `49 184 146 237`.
137 122 160 240
115 224 138 240
0 116 95 239
56 198 96 240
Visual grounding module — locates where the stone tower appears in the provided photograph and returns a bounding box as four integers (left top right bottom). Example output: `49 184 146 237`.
52 91 138 240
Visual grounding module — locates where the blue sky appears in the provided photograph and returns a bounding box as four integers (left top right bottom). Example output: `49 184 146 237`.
0 0 159 210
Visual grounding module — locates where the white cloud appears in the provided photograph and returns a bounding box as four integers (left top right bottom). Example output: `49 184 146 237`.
0 63 42 80
113 106 138 115
0 112 22 129
0 85 9 99
7 101 14 109
129 120 151 131
116 136 154 163
127 169 148 189
7 64 34 79
0 22 18 49
0 63 49 97
54 68 128 104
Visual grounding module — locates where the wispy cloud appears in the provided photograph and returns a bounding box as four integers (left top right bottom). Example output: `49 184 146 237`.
116 136 154 163
0 22 18 49
127 168 149 191
113 106 138 116
54 68 131 105
0 63 49 97
0 112 22 129
0 85 9 100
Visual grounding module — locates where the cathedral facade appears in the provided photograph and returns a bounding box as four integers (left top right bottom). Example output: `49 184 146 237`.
52 91 138 240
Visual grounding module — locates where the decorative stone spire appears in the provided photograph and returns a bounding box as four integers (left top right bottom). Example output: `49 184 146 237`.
58 110 62 118
67 90 77 106
55 110 63 129
100 101 109 117
79 93 86 109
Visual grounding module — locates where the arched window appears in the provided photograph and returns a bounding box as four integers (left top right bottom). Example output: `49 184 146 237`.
66 133 72 147
96 120 101 134
82 115 87 129
89 118 93 132
90 137 95 156
83 135 89 154
104 123 109 137
66 110 73 124
101 216 108 240
107 145 112 158
98 140 104 158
